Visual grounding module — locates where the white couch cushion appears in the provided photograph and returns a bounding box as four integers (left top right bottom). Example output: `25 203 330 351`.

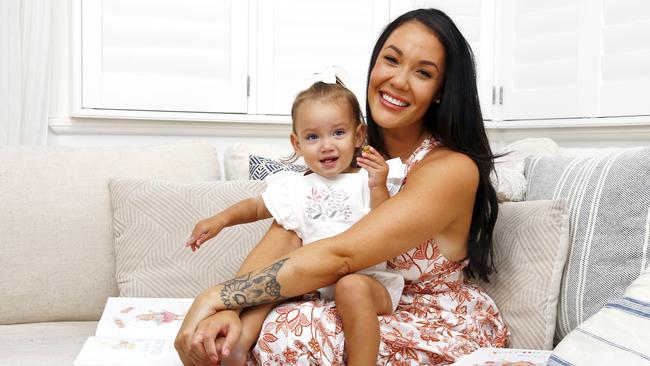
477 199 570 350
109 179 269 297
492 138 560 202
0 142 220 324
223 142 294 180
0 321 97 366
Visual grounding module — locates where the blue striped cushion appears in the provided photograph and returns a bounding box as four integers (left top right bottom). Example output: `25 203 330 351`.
549 269 650 366
524 147 650 342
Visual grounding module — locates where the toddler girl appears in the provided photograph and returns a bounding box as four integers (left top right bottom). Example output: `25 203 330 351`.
185 73 405 365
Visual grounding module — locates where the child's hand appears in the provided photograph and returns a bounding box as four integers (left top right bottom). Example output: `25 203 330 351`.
184 215 226 252
357 145 389 189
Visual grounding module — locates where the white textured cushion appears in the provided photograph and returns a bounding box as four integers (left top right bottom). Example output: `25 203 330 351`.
478 199 570 350
558 146 627 158
0 321 98 366
491 138 559 202
109 179 270 297
525 147 650 342
549 268 650 366
223 142 294 180
0 142 219 324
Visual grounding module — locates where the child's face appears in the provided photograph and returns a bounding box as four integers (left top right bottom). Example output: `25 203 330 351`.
291 99 365 178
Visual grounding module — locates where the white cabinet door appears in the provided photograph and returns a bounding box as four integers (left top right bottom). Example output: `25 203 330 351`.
81 0 248 114
256 0 389 116
389 0 496 120
496 0 588 120
598 0 650 117
497 0 650 121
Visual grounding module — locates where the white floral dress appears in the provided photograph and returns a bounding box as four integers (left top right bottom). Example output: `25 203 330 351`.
261 158 406 309
249 138 509 365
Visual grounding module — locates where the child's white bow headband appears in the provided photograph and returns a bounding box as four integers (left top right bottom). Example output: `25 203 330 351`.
299 66 349 91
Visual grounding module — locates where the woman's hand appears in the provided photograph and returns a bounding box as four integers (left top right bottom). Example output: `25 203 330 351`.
194 310 243 364
175 290 223 365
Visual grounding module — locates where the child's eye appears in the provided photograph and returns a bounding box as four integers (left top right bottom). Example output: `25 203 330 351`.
333 129 346 137
305 134 318 141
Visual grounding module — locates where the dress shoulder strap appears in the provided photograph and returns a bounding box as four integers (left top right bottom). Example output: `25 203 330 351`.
405 137 441 172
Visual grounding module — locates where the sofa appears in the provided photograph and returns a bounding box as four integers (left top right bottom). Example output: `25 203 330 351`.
1 139 648 365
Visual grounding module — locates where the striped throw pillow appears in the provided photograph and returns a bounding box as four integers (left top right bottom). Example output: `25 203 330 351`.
524 147 650 342
549 268 650 365
109 178 270 297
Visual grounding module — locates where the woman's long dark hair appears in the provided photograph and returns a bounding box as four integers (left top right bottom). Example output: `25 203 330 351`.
366 8 499 282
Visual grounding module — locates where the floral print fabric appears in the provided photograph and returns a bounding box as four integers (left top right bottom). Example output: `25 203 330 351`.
249 137 509 365
305 185 353 221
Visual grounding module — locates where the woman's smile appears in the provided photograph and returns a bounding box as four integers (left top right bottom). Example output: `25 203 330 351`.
379 91 410 109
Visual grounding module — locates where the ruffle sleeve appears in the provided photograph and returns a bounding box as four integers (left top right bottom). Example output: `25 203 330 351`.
261 171 303 237
385 157 407 196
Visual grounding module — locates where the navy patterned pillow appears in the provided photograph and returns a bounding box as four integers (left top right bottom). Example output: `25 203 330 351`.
248 155 307 180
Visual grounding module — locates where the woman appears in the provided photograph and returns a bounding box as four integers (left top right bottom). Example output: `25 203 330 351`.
176 8 509 365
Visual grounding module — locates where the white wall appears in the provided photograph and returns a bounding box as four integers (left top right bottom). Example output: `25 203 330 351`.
48 0 650 154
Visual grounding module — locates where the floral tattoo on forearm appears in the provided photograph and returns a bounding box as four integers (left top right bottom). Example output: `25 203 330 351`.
219 258 289 309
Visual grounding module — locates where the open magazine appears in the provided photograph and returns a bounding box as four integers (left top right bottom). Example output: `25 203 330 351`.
452 347 552 366
73 297 193 366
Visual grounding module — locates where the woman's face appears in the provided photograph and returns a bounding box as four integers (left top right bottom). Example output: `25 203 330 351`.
368 21 446 133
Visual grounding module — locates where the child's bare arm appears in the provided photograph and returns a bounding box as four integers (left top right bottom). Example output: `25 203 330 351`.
357 146 390 209
185 196 272 251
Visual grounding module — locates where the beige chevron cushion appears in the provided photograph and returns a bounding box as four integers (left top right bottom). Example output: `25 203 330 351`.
478 199 570 350
109 179 270 297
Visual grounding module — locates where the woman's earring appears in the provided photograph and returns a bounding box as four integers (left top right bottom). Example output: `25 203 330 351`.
435 99 441 104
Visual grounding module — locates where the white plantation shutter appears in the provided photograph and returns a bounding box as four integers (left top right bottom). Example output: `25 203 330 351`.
599 0 650 117
497 0 650 121
81 0 247 114
497 0 585 120
76 1 650 123
389 0 496 120
256 0 389 116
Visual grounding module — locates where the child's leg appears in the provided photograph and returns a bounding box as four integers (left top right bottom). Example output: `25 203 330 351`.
334 273 393 366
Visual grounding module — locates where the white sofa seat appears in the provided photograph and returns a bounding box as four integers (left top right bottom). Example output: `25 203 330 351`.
0 321 97 365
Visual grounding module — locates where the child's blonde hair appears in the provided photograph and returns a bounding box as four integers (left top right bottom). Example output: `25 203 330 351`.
285 77 365 164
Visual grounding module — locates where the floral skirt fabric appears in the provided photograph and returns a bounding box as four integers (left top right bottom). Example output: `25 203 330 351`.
248 279 508 365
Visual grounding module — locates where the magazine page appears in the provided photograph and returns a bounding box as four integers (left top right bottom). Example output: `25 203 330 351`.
73 297 193 366
73 337 182 366
452 347 552 366
95 297 193 340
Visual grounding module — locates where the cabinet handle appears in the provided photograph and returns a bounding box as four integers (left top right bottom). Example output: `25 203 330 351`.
499 87 503 105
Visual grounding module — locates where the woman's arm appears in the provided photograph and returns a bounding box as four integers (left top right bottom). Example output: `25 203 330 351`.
197 150 479 310
176 221 301 364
